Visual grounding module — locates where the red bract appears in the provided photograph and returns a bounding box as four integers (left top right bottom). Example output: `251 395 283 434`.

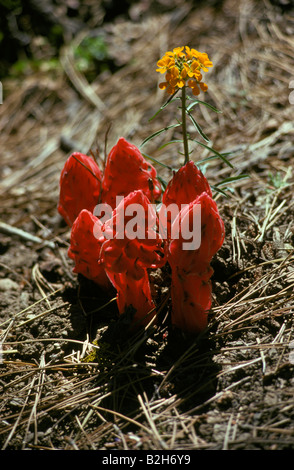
100 190 166 326
168 192 225 274
101 190 165 277
68 209 111 289
58 152 102 226
58 137 225 335
162 160 212 208
101 137 162 209
160 160 212 241
168 192 225 333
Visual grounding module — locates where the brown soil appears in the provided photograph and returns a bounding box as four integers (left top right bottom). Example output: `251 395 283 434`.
0 0 294 451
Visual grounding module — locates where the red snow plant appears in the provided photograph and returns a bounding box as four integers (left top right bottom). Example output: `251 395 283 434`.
58 138 225 334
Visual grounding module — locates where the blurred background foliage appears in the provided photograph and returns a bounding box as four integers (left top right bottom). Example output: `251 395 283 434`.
0 0 139 79
1 0 291 80
0 0 199 80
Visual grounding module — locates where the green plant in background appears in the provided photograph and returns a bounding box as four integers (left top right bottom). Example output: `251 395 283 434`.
267 171 288 190
10 57 60 76
0 0 21 8
73 35 109 79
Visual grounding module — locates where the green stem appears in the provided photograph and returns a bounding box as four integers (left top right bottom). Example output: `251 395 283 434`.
181 85 189 165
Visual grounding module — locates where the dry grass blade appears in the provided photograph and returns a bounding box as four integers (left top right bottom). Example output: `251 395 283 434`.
60 34 106 112
2 374 37 450
21 352 46 449
138 393 169 450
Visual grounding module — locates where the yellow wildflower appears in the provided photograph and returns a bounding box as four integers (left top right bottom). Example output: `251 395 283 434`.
156 46 212 95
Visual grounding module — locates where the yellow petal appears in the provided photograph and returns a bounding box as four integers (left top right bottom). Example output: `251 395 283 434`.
177 80 185 88
173 46 184 54
192 86 200 95
193 71 202 81
170 66 179 78
181 67 188 79
200 82 208 92
191 60 200 70
159 82 168 89
185 46 192 59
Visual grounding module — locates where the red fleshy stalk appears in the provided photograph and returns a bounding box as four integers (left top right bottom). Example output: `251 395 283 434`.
100 190 166 327
106 270 156 327
68 209 111 289
101 137 162 209
162 160 212 207
170 268 213 333
168 192 225 334
58 153 102 226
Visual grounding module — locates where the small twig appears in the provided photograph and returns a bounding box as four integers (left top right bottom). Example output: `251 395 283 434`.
60 35 106 112
32 264 54 308
223 414 234 450
0 221 55 249
0 287 63 329
75 415 96 450
257 337 267 374
2 374 37 450
104 122 112 169
22 352 46 449
16 302 69 328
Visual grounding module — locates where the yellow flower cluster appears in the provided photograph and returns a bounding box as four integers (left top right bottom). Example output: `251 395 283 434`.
156 46 213 96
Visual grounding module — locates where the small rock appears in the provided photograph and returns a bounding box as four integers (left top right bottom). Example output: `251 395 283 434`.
264 390 278 406
0 278 19 291
213 423 227 442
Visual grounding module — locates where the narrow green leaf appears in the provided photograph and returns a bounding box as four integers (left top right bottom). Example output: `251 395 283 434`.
187 99 222 113
157 176 168 190
158 139 183 150
141 151 174 170
212 186 231 197
214 174 249 187
196 152 233 166
196 155 220 166
186 110 210 142
148 90 180 121
140 123 181 148
192 139 234 168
